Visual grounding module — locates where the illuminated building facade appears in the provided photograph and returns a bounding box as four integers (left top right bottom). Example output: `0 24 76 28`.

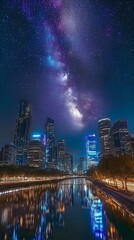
32 133 45 145
45 118 56 168
91 197 105 240
57 140 65 170
27 139 45 168
14 99 32 165
2 143 16 165
85 134 97 169
98 118 111 158
110 120 131 156
130 134 134 158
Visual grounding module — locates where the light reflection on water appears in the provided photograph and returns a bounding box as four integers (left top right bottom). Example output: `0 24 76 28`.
0 178 133 240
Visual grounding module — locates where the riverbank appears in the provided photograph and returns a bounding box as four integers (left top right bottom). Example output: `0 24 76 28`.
0 176 74 193
88 178 134 216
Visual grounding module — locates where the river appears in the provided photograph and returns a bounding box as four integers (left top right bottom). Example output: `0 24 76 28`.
0 178 133 240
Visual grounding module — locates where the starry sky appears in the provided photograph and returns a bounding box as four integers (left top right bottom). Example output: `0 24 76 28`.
0 0 134 159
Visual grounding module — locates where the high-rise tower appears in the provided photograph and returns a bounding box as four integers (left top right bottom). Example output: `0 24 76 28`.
57 140 65 170
98 118 111 158
45 118 56 168
110 120 131 156
14 99 32 165
85 134 97 169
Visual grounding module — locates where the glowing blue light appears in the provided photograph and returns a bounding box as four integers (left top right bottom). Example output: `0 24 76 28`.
90 198 105 239
32 134 41 138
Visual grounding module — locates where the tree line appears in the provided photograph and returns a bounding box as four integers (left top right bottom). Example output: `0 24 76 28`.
87 155 134 191
0 165 65 179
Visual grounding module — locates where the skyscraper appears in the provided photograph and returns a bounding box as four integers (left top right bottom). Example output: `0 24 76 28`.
57 140 65 170
110 120 131 156
98 118 111 158
85 134 97 169
27 140 45 168
2 144 16 165
14 99 32 165
45 118 56 168
80 157 87 173
64 153 73 173
130 134 134 158
77 157 87 174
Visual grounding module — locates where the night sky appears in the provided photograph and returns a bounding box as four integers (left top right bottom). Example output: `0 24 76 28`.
0 0 134 159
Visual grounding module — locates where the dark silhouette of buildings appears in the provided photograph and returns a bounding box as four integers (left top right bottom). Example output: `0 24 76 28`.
57 140 65 170
110 120 131 156
64 153 73 173
2 144 16 165
14 99 32 165
45 118 56 168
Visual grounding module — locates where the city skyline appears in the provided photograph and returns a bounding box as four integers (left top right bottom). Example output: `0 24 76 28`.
1 98 134 170
0 1 133 239
0 0 134 158
1 98 134 161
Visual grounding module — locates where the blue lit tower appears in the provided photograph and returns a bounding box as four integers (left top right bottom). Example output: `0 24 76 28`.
14 99 32 165
85 134 97 169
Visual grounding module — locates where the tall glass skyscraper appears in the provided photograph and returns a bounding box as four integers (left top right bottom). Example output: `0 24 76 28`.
57 140 65 170
98 118 111 158
45 118 56 168
14 99 32 148
14 99 32 165
110 120 131 156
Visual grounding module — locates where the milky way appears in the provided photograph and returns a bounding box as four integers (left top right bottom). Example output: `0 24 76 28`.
0 0 134 156
7 0 101 129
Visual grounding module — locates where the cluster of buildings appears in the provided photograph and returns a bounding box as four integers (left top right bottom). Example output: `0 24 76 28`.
77 134 98 174
0 99 133 175
0 99 73 174
77 118 134 174
98 118 134 159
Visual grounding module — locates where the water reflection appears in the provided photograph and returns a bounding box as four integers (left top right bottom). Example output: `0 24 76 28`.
0 178 133 240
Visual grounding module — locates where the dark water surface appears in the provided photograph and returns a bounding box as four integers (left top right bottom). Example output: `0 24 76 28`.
0 178 133 240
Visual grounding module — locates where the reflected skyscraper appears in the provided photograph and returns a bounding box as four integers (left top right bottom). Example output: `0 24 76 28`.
91 197 105 240
14 99 32 165
0 179 132 240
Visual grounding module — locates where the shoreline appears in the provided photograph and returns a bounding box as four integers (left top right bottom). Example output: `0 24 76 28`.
88 178 134 216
